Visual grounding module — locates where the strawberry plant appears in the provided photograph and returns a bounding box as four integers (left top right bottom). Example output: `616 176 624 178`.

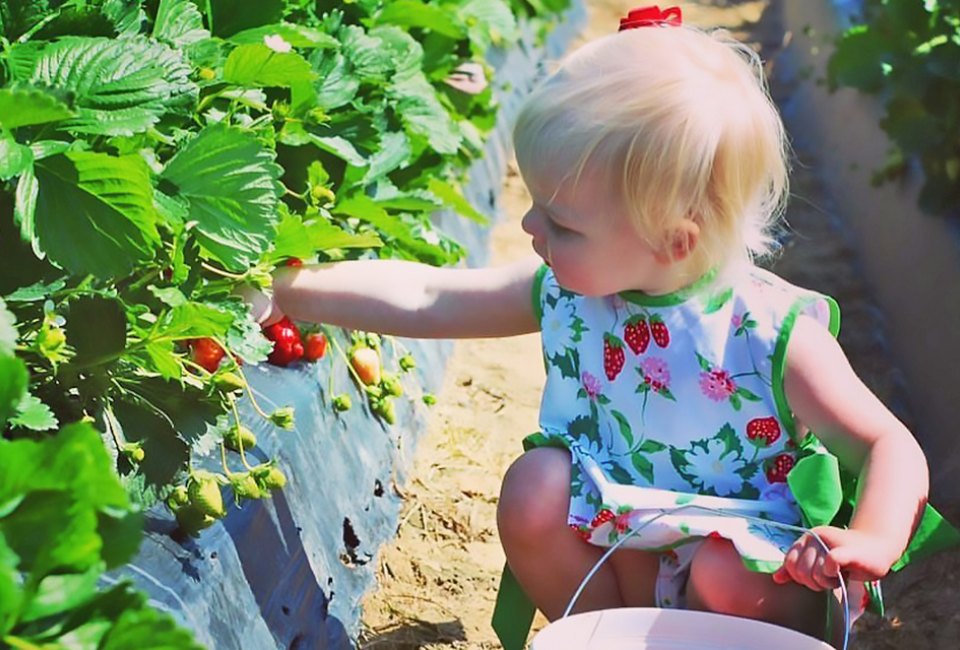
0 0 570 643
828 1 960 214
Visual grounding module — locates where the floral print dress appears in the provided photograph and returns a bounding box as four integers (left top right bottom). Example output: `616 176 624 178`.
529 263 886 615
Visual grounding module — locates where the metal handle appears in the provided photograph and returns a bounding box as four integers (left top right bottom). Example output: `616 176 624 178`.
562 504 850 650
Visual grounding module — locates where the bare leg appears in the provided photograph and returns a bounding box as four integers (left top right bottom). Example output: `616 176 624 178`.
497 447 659 619
686 538 844 647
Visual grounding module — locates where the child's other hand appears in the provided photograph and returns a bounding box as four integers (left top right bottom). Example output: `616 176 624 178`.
772 526 899 591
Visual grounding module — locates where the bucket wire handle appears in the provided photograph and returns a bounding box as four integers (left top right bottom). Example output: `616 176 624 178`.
562 504 850 650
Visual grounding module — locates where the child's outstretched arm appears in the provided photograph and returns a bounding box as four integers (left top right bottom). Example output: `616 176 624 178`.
773 315 929 591
255 255 543 339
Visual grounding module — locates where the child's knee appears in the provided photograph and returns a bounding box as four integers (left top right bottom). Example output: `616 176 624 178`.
497 447 571 541
687 537 765 614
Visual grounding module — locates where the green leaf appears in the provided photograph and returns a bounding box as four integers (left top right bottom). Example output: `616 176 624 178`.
153 0 210 47
98 599 205 650
389 73 461 154
19 36 197 136
66 295 127 367
5 278 67 303
714 423 743 458
156 302 233 341
229 23 338 49
281 123 367 167
638 439 667 454
427 177 488 224
333 195 452 264
9 392 58 431
362 130 411 183
374 1 465 39
223 43 316 88
0 357 29 428
268 209 381 263
460 0 519 49
140 340 182 380
205 0 284 37
310 50 360 110
0 535 23 627
0 85 75 130
160 123 283 271
13 168 39 257
0 298 17 357
827 25 888 92
20 566 101 624
33 152 161 279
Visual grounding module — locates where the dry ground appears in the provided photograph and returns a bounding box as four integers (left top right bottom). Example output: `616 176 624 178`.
358 2 960 648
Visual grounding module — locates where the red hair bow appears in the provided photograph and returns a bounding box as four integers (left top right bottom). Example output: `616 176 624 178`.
618 5 683 31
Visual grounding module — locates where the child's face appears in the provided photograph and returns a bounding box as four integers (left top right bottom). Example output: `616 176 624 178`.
520 169 670 297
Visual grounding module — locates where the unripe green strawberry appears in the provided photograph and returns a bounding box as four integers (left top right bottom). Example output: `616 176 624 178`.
253 464 287 490
364 384 383 399
167 485 190 510
332 393 352 412
231 473 262 500
398 354 416 372
422 393 437 406
213 371 246 393
381 373 403 397
121 442 145 463
268 407 295 430
176 504 216 537
224 425 257 452
188 473 226 518
261 467 287 490
372 397 396 425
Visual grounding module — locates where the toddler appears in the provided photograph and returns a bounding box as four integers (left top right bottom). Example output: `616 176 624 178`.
248 6 947 647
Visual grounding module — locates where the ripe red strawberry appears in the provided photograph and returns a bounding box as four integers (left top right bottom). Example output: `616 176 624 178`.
746 417 781 446
603 333 625 380
624 315 650 354
304 332 328 361
766 453 795 483
650 314 670 348
590 508 616 528
190 338 225 373
263 316 305 366
285 257 303 267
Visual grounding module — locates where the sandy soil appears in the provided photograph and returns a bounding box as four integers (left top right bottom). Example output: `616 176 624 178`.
358 2 960 648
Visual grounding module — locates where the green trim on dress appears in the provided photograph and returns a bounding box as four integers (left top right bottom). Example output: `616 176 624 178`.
531 263 549 322
619 268 718 307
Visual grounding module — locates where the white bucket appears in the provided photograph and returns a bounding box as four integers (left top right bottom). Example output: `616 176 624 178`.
531 607 835 649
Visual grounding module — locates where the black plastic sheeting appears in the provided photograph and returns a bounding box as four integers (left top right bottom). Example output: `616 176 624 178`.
104 6 588 649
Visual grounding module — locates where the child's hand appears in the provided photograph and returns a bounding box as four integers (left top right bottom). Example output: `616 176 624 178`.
237 283 283 327
772 525 900 591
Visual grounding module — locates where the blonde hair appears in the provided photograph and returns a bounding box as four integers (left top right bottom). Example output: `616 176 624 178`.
513 25 789 277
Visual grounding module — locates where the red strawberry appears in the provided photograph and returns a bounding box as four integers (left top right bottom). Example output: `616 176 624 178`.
263 316 305 366
569 523 592 542
746 417 781 446
190 338 225 373
285 257 303 267
650 315 670 348
603 334 626 380
304 332 328 361
590 508 616 528
766 454 795 483
624 315 650 354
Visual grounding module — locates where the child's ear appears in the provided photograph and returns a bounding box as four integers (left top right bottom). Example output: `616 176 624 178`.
655 220 700 264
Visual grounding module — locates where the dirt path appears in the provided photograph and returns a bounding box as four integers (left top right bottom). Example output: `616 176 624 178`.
358 2 960 648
